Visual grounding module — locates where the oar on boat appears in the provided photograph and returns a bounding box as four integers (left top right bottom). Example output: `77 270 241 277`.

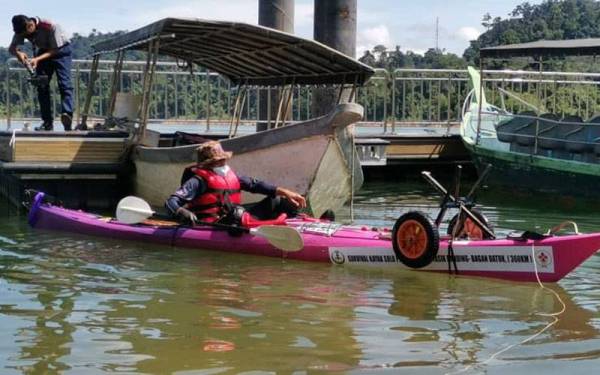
116 196 304 252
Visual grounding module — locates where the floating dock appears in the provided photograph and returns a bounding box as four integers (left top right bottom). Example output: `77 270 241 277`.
0 130 130 209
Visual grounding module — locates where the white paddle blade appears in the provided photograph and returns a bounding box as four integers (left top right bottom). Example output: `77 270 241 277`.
251 226 304 252
116 196 155 224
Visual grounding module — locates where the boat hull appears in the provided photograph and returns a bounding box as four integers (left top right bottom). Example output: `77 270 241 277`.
133 103 364 217
465 142 600 197
28 194 600 283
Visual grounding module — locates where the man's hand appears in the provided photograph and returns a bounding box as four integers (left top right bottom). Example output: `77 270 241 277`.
176 207 198 224
276 187 307 209
29 57 39 70
16 51 28 64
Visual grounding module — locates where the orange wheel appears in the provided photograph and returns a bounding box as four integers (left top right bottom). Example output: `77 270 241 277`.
396 220 429 259
392 211 439 269
447 209 494 240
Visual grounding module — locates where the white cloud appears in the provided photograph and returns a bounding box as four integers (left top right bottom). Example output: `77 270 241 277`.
134 1 315 39
134 0 258 27
455 26 481 42
357 24 392 56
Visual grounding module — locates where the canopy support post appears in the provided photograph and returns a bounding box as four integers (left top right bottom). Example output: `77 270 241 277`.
274 80 286 128
107 50 125 119
228 83 247 138
279 80 295 128
137 38 160 143
80 55 100 129
205 69 211 131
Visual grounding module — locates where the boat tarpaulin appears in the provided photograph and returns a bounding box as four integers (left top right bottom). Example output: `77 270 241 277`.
92 18 374 86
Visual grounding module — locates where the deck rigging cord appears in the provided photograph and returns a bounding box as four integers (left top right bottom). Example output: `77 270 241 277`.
446 205 464 275
445 242 566 375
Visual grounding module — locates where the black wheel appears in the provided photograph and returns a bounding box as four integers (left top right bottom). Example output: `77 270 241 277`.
447 208 494 240
392 211 439 269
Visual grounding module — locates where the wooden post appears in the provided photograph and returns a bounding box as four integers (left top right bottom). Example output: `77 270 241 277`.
75 64 80 125
107 51 124 118
81 55 100 128
5 63 11 129
138 39 160 141
205 69 211 131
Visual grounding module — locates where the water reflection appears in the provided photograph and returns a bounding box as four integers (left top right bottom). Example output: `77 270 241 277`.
381 272 599 371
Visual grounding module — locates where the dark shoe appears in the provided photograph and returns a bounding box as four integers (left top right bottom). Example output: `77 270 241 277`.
61 113 72 131
74 122 88 131
35 122 53 131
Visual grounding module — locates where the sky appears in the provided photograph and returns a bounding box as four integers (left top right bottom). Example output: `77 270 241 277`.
0 0 542 57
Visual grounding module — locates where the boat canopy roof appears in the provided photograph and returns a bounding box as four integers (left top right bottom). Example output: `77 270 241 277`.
480 38 600 58
92 18 374 86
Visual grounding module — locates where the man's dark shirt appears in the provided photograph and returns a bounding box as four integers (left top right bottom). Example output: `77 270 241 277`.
165 174 277 215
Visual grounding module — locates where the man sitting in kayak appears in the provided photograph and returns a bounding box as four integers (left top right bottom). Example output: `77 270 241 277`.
165 140 306 226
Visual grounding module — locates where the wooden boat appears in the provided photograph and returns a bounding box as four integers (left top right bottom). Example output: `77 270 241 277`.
461 39 600 197
26 190 600 283
85 18 375 216
133 103 363 217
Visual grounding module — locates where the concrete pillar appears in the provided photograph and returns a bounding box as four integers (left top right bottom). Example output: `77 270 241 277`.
312 0 357 117
259 0 294 31
257 0 294 131
312 0 362 200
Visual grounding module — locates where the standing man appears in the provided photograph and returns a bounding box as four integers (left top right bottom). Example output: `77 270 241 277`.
9 15 74 131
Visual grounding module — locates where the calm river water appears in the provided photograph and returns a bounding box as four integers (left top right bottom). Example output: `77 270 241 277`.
1 178 599 374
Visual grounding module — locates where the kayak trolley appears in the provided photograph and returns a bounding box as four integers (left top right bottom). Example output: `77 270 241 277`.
392 164 496 269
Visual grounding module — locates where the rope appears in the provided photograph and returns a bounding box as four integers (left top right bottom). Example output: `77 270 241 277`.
446 243 566 374
9 128 19 146
446 205 464 274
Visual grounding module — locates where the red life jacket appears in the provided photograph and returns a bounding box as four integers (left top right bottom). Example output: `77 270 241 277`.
185 166 241 222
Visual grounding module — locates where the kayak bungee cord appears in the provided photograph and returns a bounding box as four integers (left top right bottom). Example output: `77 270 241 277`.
445 242 567 375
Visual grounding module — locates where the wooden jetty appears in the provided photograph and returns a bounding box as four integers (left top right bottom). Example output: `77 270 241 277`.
0 130 130 209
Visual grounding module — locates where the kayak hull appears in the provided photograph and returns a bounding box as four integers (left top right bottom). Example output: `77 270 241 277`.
28 193 600 283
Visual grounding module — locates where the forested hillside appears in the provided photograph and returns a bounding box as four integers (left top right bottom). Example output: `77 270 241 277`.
362 0 600 70
464 0 600 63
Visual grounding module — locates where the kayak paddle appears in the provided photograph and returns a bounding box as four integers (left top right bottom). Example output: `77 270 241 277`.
116 196 304 252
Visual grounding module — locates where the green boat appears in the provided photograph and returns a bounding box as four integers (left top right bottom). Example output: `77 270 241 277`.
460 39 600 197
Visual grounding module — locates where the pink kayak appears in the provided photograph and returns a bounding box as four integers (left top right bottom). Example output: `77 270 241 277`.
27 192 600 282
